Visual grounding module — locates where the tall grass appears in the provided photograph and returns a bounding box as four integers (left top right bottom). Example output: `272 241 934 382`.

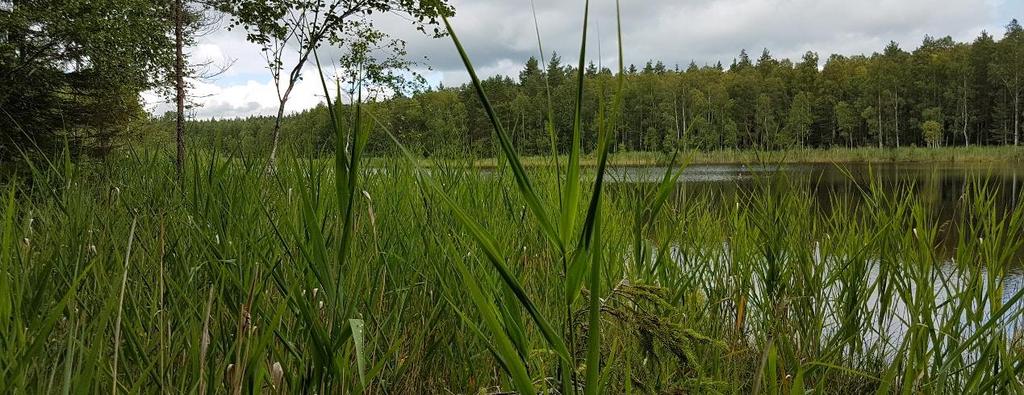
2 136 1024 393
2 2 1024 394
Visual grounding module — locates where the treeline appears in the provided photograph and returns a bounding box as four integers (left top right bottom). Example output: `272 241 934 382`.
184 20 1024 157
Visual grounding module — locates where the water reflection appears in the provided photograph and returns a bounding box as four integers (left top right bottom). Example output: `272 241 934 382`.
618 162 1024 355
607 162 1022 246
608 162 1020 211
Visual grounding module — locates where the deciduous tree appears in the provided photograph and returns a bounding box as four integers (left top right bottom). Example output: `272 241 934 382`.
216 0 453 162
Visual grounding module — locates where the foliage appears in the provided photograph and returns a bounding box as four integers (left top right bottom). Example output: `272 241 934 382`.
2 143 1024 393
212 0 454 160
175 19 1024 157
4 3 1024 394
922 120 943 147
0 0 175 158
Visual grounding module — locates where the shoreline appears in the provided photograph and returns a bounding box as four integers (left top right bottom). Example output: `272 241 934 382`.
466 146 1024 168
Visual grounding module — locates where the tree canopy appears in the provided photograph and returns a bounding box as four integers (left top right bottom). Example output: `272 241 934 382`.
1 0 176 157
184 20 1024 157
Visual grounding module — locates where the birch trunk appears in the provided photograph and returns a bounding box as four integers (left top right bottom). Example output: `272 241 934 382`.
174 0 186 180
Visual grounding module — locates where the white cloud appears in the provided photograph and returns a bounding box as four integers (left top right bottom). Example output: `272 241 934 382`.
145 76 327 119
147 0 1017 119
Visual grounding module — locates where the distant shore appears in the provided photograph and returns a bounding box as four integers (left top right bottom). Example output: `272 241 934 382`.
466 146 1024 168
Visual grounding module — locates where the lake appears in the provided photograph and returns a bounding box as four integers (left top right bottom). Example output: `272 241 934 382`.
610 162 1021 208
610 162 1024 348
608 162 1023 235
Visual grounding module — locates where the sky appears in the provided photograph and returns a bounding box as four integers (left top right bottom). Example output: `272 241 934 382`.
144 0 1023 120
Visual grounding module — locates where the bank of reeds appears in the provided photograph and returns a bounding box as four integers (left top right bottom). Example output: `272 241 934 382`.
3 1 1024 393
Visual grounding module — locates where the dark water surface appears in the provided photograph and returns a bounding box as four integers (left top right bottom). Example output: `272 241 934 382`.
609 162 1024 343
611 161 1020 199
608 162 1023 224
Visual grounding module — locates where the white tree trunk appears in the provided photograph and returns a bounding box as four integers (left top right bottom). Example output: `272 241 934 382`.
1015 88 1020 146
963 78 970 147
894 89 900 148
174 0 186 179
878 93 883 148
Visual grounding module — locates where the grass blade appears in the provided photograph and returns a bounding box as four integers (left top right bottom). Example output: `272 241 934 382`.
350 319 366 388
584 199 602 395
560 0 591 244
426 180 571 364
441 15 562 253
450 254 536 395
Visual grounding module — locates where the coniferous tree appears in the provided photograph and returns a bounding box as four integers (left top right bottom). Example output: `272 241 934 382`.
991 20 1023 145
173 21 1024 158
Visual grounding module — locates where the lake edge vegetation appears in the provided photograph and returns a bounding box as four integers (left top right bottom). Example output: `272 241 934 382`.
465 146 1024 168
3 1 1024 394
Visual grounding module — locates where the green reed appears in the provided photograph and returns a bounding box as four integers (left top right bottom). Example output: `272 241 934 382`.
2 139 1024 394
3 1 1024 393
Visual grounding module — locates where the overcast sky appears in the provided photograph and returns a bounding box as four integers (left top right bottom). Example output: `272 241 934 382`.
144 0 1022 120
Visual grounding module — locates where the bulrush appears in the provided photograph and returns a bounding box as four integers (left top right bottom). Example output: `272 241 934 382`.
225 364 237 392
270 362 284 391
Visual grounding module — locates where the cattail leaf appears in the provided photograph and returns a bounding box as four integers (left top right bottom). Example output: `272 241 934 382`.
449 253 536 395
441 14 562 254
350 319 367 387
428 180 571 364
566 247 590 304
584 199 602 395
560 0 590 245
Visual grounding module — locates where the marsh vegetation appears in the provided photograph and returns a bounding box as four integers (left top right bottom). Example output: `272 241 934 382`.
3 1 1024 394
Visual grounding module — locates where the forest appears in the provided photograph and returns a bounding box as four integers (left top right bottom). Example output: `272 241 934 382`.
0 0 177 158
181 21 1024 158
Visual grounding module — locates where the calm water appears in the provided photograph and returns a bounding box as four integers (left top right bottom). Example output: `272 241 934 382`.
609 162 1022 210
607 162 1024 234
611 162 1024 346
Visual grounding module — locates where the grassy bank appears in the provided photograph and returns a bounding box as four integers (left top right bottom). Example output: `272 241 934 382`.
466 146 1024 168
2 150 1023 393
4 2 1024 391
